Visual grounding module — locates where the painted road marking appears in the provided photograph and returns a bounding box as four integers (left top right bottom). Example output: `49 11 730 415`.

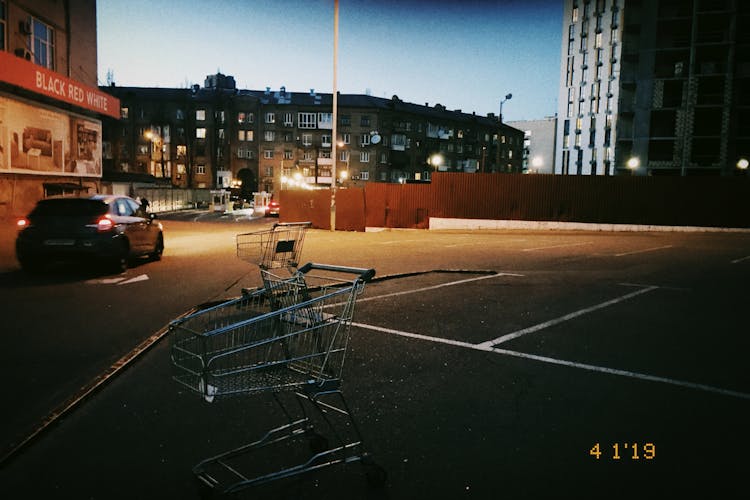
477 285 659 348
731 255 750 264
85 277 127 285
377 239 425 245
522 241 591 252
118 274 149 285
351 321 750 401
85 274 149 285
357 272 523 304
615 245 673 257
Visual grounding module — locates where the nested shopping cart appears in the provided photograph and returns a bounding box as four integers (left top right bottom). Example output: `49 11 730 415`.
170 222 385 495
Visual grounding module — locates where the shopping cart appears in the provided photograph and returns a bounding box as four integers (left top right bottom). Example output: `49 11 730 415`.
236 221 310 272
170 262 385 495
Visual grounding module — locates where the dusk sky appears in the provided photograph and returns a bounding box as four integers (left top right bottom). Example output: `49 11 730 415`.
97 0 563 122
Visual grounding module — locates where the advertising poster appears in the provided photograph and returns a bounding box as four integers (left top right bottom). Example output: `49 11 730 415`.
0 95 102 177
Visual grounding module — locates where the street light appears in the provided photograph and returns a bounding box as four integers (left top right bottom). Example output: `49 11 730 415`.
737 158 749 170
428 153 444 180
337 140 349 185
627 157 640 169
499 93 512 122
144 129 165 178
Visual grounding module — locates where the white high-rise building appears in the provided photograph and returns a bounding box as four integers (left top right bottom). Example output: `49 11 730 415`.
555 0 623 175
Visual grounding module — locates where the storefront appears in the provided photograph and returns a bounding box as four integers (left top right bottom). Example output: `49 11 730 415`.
0 51 120 219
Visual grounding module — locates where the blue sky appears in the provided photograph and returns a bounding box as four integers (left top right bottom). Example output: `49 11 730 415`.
97 0 563 122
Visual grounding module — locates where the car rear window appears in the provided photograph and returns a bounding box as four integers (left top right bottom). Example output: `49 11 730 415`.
30 198 109 217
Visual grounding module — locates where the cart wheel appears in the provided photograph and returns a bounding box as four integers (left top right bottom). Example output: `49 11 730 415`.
364 463 387 488
307 433 329 455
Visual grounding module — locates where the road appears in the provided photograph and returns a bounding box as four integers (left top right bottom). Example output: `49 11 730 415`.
1 218 749 498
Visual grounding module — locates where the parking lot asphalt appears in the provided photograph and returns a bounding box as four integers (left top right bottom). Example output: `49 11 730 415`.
1 216 749 499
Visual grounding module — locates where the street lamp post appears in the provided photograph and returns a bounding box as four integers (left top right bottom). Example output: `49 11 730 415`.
499 93 512 122
330 0 339 231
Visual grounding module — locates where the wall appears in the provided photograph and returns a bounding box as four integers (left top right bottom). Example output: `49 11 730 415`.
278 173 750 230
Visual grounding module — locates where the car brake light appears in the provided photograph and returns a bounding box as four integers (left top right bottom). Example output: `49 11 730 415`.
96 215 114 232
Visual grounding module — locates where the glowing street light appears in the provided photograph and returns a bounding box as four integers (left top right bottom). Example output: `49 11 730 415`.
627 157 640 169
144 129 165 178
429 153 444 175
737 158 749 170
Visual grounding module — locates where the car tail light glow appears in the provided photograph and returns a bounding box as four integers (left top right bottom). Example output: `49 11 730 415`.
96 215 114 232
16 217 30 229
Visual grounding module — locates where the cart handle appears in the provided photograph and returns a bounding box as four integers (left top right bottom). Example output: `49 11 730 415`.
298 262 376 282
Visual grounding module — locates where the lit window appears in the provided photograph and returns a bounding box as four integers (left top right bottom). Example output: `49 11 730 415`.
265 112 275 124
196 165 206 175
195 128 206 139
196 109 206 121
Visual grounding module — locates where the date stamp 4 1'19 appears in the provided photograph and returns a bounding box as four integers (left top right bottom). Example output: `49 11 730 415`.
590 443 656 460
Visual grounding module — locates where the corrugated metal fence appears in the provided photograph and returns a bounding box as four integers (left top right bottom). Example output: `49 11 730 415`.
279 173 750 230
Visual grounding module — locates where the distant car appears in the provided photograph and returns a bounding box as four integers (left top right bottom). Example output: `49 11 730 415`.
265 200 280 217
15 194 164 274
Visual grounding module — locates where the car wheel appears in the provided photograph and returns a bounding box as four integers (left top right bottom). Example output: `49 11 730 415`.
106 241 129 274
150 234 164 261
18 255 43 274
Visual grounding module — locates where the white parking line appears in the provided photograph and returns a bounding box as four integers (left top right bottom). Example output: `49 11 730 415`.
351 322 750 401
477 285 659 348
522 241 591 252
356 272 523 304
377 239 424 245
615 245 673 257
489 347 750 400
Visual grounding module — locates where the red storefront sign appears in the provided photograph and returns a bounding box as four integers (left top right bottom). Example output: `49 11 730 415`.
0 50 120 119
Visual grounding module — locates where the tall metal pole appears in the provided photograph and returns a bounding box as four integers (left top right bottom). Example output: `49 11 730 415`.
330 0 339 231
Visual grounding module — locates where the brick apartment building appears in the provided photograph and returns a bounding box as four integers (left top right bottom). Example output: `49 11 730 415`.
102 74 524 199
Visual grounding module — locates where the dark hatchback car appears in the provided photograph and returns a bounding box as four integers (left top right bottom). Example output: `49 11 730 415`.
16 194 164 273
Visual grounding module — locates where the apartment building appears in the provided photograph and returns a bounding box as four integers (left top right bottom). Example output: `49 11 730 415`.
555 0 750 176
101 75 261 198
0 0 119 217
103 75 524 197
507 117 558 174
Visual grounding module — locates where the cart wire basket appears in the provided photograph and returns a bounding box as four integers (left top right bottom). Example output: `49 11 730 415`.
170 263 385 495
236 221 311 272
